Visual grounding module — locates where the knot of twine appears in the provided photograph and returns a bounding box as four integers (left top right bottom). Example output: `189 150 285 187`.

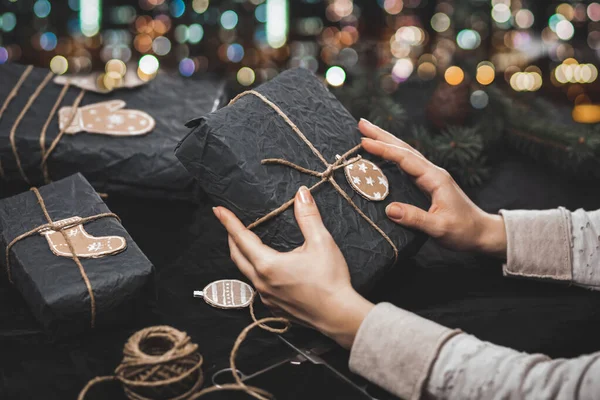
79 297 291 400
229 90 398 261
5 187 120 328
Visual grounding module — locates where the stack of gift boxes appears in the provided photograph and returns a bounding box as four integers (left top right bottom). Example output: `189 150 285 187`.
0 64 426 338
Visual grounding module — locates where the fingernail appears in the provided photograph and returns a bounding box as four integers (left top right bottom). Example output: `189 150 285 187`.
360 118 372 125
298 186 314 204
212 207 221 219
386 203 403 219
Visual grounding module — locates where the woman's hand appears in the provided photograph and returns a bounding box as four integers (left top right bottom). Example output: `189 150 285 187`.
213 186 374 349
359 119 507 258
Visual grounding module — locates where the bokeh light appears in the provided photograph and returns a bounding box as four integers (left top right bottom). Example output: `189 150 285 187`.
174 25 188 43
188 24 204 44
431 13 450 33
491 4 511 23
457 29 481 50
2 13 17 32
556 3 574 20
139 54 159 75
170 0 185 18
34 0 51 18
470 90 489 109
106 59 127 76
476 63 495 85
515 9 534 29
391 58 414 82
510 71 543 91
444 66 465 86
50 55 68 75
588 3 600 21
417 62 436 80
221 10 238 30
0 47 9 64
325 66 346 87
383 0 403 15
179 58 195 77
549 13 566 32
266 0 289 48
40 32 57 51
226 43 244 63
152 36 171 56
555 60 598 84
395 26 425 46
555 20 574 41
237 67 256 86
192 0 209 14
255 4 267 23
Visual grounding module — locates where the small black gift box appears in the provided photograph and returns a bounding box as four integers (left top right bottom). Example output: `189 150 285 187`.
0 174 155 337
0 63 226 201
176 68 429 293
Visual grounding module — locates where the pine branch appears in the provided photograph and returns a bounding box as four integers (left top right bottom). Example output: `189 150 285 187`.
401 125 489 187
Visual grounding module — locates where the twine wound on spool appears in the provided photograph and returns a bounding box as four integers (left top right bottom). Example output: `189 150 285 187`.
79 296 290 400
78 325 205 400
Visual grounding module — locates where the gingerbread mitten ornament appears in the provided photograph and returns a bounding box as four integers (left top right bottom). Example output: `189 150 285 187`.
40 216 127 258
58 100 155 137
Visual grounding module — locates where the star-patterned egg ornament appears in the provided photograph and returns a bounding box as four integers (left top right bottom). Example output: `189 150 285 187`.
344 158 389 201
194 279 254 309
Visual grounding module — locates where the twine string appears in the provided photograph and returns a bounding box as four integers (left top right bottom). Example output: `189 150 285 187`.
78 295 291 400
0 65 86 184
9 71 54 184
41 88 86 183
5 188 120 328
0 65 34 179
229 91 399 261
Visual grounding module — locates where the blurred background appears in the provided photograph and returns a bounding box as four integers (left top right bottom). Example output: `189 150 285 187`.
1 0 600 186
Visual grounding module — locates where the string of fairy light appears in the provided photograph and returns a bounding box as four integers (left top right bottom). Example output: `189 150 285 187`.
0 0 599 114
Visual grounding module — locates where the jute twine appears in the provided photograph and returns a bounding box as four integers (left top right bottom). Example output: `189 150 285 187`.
229 90 398 261
78 296 290 400
0 65 32 179
5 187 120 328
0 65 86 184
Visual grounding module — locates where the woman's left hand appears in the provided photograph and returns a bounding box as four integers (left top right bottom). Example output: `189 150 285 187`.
213 186 374 349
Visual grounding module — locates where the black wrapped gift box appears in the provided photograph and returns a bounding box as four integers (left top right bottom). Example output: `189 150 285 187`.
0 63 226 201
176 68 429 293
0 174 155 337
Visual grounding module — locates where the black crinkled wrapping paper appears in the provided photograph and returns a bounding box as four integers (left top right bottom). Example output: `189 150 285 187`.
0 173 155 338
0 63 226 201
176 68 430 293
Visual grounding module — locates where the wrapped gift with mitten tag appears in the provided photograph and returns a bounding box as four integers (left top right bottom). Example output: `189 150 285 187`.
176 68 429 293
0 63 226 201
0 173 155 337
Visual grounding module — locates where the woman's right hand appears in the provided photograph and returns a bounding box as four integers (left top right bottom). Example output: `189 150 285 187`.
359 119 507 258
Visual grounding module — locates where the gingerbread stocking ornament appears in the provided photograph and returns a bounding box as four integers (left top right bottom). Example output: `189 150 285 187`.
58 100 155 137
40 216 127 258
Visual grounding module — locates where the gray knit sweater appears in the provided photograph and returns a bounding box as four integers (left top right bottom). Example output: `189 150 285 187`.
349 208 600 400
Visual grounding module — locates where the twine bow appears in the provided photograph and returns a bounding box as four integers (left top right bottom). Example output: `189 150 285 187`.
229 90 399 261
5 187 120 328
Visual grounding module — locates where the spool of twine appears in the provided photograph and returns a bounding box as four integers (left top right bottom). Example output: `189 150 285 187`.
78 326 205 400
79 297 290 400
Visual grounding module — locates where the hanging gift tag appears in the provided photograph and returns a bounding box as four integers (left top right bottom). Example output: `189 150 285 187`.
342 156 389 201
58 100 155 136
194 279 254 309
39 216 127 258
